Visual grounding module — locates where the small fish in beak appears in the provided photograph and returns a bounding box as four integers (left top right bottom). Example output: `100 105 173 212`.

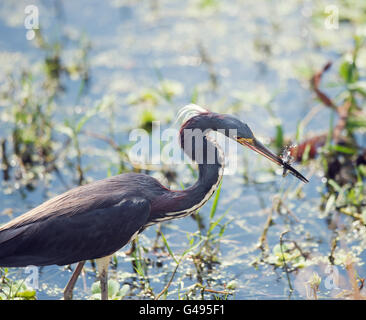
281 145 296 178
237 137 308 183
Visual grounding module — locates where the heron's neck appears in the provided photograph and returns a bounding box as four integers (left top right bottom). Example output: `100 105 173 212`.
184 160 224 212
150 133 224 222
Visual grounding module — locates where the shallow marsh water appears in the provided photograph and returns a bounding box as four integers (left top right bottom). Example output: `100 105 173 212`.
0 0 365 299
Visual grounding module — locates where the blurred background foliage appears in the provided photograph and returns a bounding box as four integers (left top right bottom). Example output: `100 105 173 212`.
0 0 366 299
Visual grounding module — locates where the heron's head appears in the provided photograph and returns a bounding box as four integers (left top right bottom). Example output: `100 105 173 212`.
219 113 308 183
178 104 308 183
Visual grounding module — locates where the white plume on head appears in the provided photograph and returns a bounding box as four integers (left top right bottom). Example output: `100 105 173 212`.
175 104 208 126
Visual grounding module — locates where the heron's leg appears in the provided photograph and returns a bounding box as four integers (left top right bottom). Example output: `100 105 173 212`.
64 261 85 300
96 255 111 300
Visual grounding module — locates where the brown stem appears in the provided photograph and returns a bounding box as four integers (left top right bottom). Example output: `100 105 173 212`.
0 138 10 181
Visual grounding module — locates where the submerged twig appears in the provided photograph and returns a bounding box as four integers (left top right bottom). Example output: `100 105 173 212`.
258 208 272 253
279 231 293 294
155 261 181 300
311 61 336 110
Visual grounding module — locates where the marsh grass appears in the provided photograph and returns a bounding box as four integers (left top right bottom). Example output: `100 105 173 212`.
0 268 36 300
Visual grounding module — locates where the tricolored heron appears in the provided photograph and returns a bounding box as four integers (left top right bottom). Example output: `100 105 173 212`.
0 104 308 300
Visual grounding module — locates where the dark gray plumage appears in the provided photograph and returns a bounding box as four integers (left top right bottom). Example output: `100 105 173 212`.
0 174 157 266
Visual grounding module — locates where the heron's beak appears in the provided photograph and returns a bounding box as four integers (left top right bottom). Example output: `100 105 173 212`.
237 137 308 183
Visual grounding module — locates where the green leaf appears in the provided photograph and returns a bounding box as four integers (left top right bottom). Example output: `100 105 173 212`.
209 181 222 220
332 144 357 155
108 279 120 297
160 231 178 264
346 117 366 130
339 60 358 84
218 219 231 238
328 179 342 193
324 194 336 215
117 284 130 298
339 60 350 82
226 280 238 290
16 290 36 299
91 281 101 294
347 81 366 96
273 243 290 254
191 87 199 104
56 123 75 138
208 206 231 235
132 249 144 278
182 238 204 257
275 124 284 150
75 108 98 134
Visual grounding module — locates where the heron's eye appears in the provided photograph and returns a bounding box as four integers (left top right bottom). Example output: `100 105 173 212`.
237 137 254 145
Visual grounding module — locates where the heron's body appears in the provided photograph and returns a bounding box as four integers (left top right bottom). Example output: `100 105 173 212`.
0 167 221 267
0 104 307 299
0 173 154 267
